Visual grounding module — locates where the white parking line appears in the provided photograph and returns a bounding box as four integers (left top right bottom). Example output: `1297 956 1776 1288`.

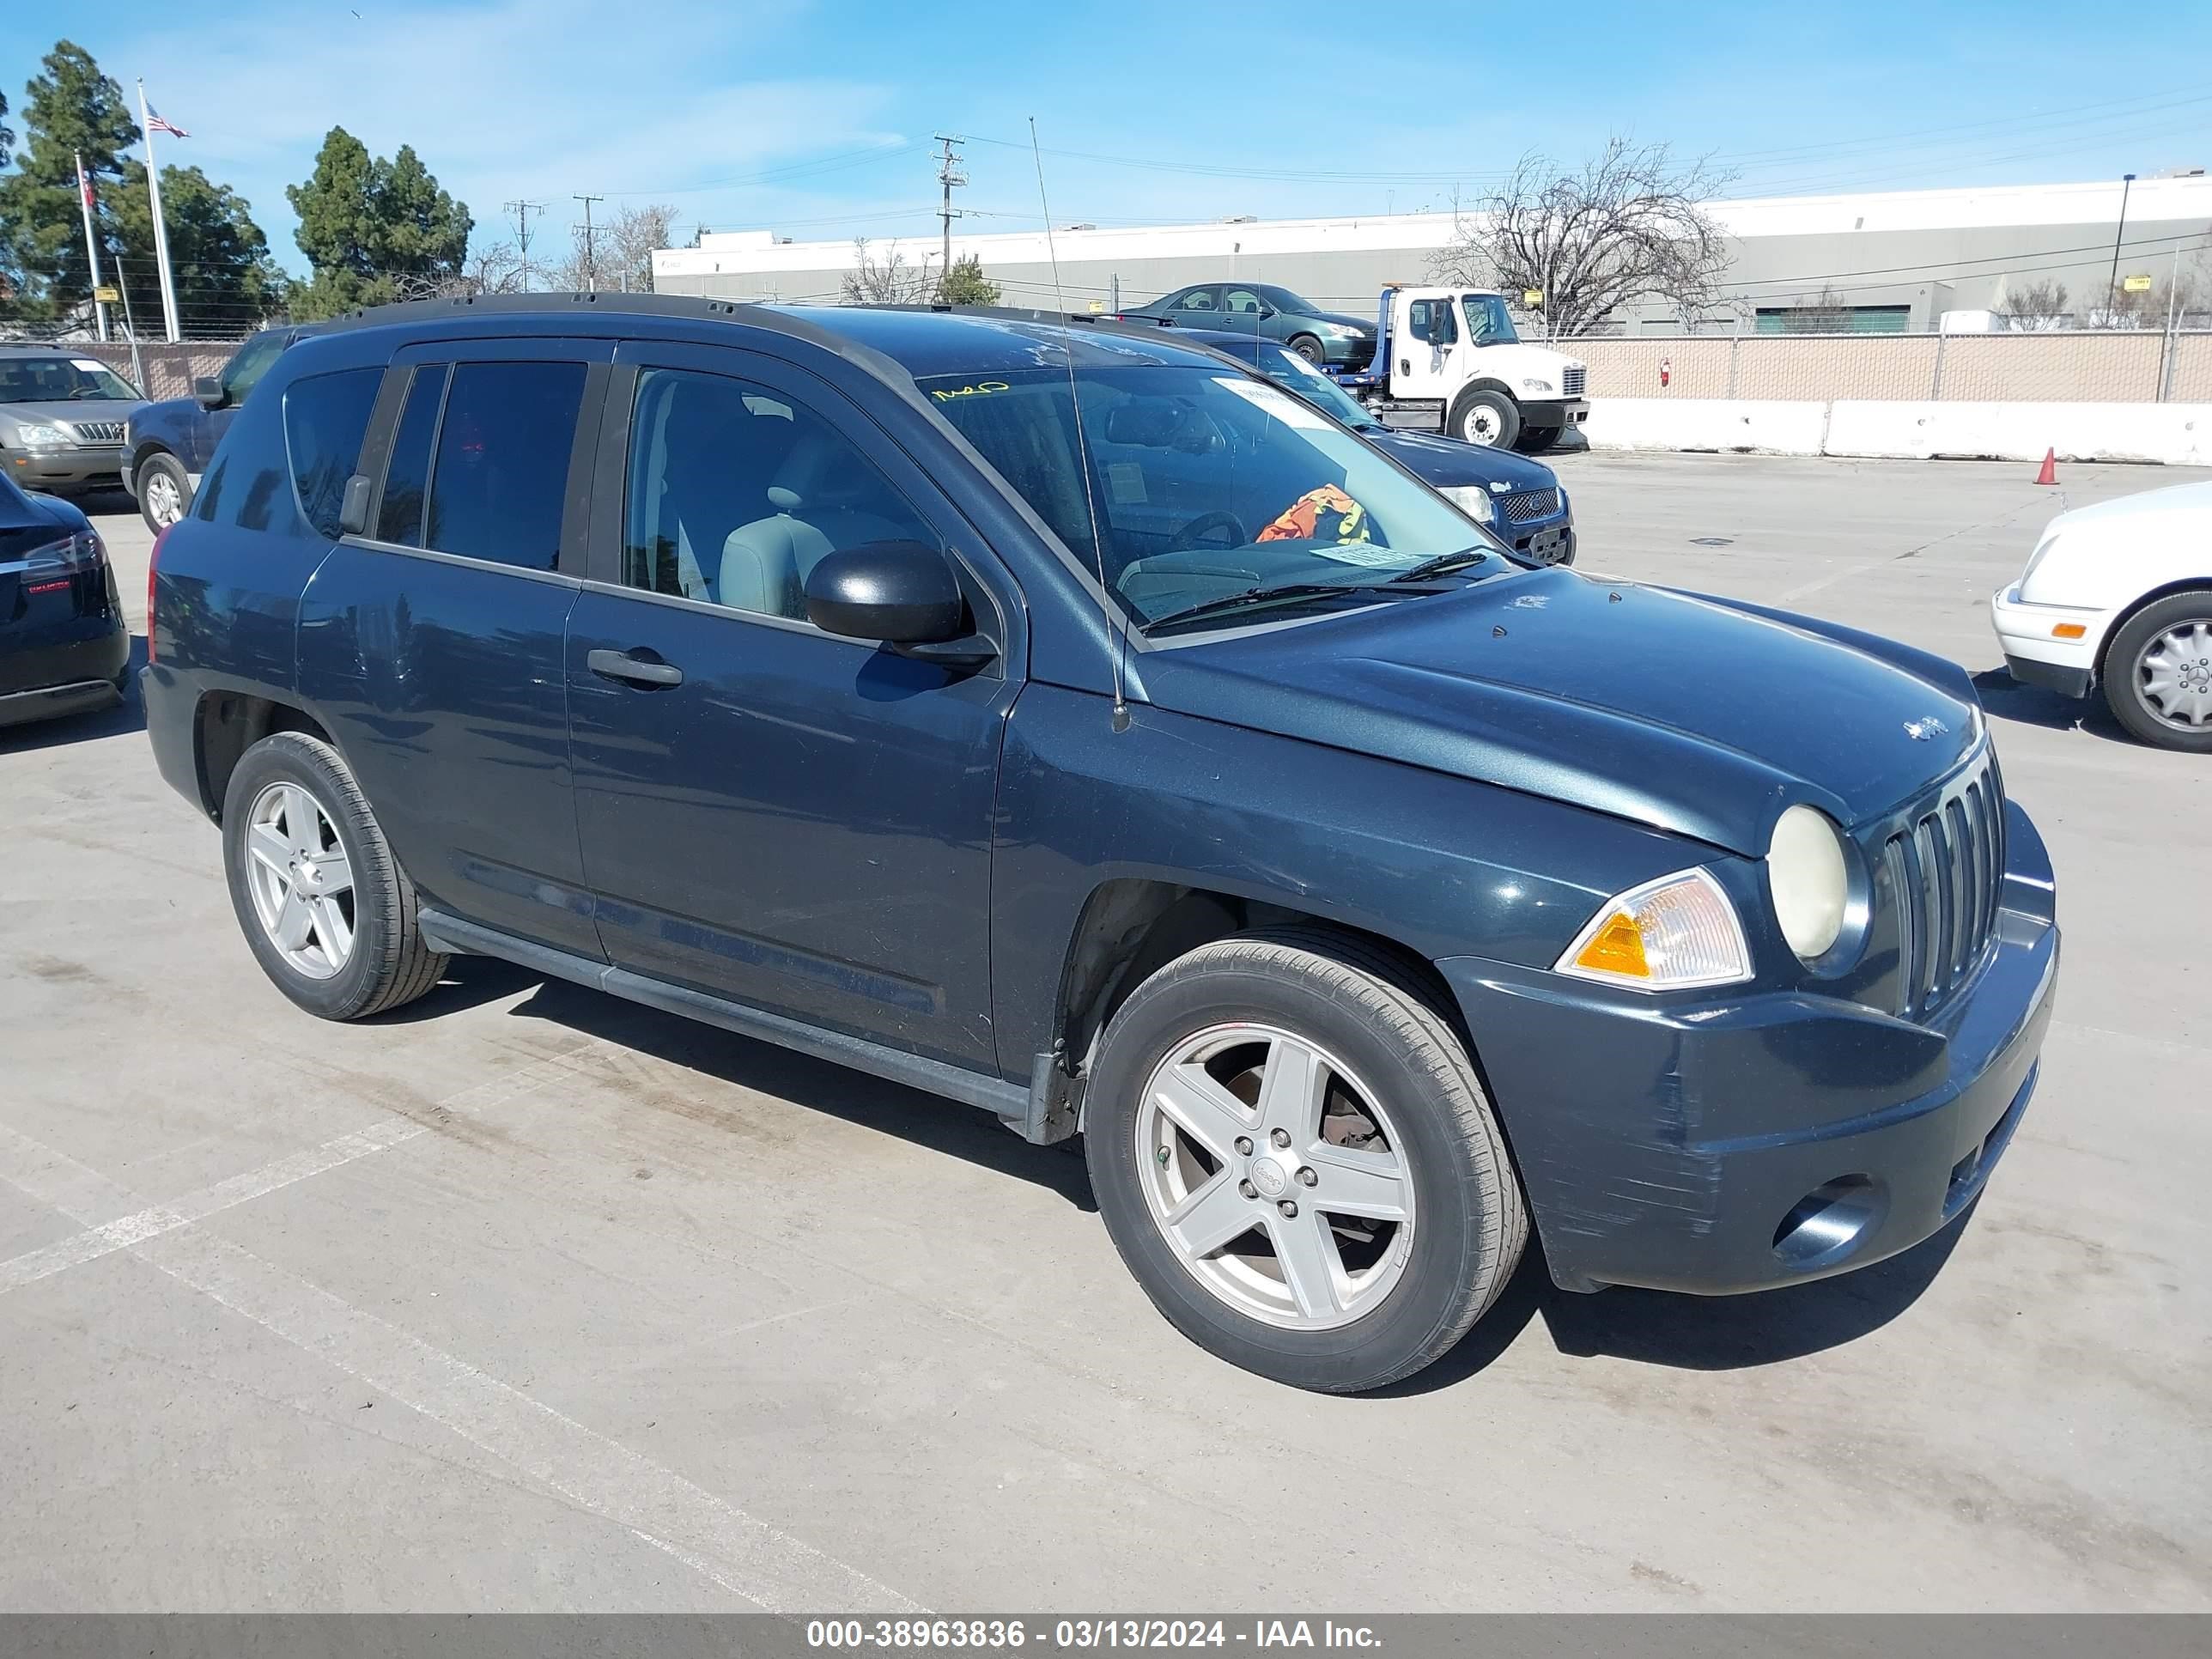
0 1042 924 1612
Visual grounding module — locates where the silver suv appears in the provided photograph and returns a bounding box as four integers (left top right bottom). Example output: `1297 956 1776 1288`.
0 346 145 496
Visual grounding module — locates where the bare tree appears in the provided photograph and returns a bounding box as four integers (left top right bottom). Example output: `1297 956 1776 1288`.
2089 257 2209 330
602 204 677 293
1996 276 2072 330
1432 138 1734 337
840 237 934 305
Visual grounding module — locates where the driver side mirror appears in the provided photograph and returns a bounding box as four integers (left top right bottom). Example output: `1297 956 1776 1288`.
194 377 227 410
805 541 984 662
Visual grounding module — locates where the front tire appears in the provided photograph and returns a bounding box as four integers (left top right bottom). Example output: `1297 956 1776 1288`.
137 452 190 533
1449 387 1521 449
1289 334 1326 365
1085 927 1526 1392
221 732 447 1019
2102 591 2212 751
1517 424 1562 455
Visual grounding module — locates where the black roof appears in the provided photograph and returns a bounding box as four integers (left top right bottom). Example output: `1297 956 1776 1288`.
320 291 1232 385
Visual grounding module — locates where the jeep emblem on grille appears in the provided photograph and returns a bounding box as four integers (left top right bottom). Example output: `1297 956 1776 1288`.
1904 717 1949 741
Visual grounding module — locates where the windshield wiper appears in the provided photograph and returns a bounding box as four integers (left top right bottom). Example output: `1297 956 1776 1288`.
1388 547 1490 583
1141 580 1431 635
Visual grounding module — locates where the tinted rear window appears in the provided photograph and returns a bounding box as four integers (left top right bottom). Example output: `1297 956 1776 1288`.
422 362 586 571
283 368 381 539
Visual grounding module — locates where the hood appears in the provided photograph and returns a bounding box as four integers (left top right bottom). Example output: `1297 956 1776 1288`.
0 397 144 427
2045 478 2212 535
1138 568 1982 855
1312 311 1376 334
1362 428 1560 493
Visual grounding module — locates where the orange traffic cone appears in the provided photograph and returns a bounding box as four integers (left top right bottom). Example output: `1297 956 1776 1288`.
2034 448 2057 485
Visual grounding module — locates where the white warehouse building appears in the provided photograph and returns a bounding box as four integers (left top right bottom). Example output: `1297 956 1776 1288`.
651 173 2211 333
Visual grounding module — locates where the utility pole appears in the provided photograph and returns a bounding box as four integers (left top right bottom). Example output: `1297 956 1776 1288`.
2105 172 2136 320
934 133 967 295
574 193 604 293
506 199 544 292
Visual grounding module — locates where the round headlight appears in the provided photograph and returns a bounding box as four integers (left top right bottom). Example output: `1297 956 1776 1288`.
1768 805 1849 961
1440 484 1494 524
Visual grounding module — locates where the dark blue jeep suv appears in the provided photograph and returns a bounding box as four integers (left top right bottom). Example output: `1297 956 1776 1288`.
143 295 2059 1392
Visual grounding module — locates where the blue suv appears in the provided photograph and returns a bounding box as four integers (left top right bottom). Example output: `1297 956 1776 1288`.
143 296 2058 1392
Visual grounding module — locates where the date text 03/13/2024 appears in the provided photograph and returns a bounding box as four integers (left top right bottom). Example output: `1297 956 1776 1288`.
805 1621 1383 1650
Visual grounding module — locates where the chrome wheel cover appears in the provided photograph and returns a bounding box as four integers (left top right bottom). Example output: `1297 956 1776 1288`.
2136 619 2212 730
243 781 356 979
144 470 184 526
1134 1023 1415 1330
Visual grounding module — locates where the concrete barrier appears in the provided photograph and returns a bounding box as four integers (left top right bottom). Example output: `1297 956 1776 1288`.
1583 398 2212 466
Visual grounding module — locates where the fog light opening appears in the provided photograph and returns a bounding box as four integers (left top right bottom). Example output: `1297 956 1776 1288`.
1771 1175 1887 1270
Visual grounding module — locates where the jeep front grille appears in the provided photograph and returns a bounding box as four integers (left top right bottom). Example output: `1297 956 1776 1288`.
1501 488 1560 525
1881 750 2007 1018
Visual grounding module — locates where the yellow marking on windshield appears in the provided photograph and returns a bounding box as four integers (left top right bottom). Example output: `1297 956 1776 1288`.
930 381 1011 403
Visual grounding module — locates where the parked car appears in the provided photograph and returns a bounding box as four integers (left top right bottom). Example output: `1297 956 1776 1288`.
1116 282 1375 367
0 470 129 727
1183 328 1574 566
0 345 145 495
145 296 2058 1393
1991 480 2212 751
125 323 319 533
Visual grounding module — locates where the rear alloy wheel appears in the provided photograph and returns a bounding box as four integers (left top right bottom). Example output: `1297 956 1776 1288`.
222 732 447 1018
137 452 190 534
1086 927 1526 1392
2104 592 2212 752
1450 387 1521 449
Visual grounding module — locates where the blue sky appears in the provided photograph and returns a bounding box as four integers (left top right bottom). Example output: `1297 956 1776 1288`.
7 0 2209 274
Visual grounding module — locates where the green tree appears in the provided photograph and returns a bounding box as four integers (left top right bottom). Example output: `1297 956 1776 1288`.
287 127 471 317
0 40 139 322
937 252 1000 306
109 161 291 332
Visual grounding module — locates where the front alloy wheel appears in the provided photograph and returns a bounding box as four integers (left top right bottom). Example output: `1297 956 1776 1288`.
1138 1024 1414 1328
2104 592 2212 752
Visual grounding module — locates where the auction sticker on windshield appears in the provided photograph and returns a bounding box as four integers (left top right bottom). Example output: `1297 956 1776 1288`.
1211 376 1328 428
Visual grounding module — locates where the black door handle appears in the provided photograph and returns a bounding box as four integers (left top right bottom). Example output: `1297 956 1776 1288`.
587 648 684 688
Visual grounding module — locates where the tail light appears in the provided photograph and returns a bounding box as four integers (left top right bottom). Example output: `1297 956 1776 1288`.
21 530 106 596
147 524 170 665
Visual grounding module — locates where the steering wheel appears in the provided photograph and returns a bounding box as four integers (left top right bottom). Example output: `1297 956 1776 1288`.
1167 510 1249 552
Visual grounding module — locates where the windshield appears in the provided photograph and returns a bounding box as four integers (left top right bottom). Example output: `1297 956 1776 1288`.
0 356 142 403
920 362 1491 630
1462 295 1521 345
1248 342 1377 427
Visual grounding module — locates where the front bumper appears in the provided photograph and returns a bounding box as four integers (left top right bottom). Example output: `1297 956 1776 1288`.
1519 397 1589 430
5 444 127 489
1442 801 2058 1296
1990 582 2103 698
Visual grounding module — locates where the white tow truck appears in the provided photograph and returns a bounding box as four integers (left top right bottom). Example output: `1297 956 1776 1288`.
1330 286 1589 452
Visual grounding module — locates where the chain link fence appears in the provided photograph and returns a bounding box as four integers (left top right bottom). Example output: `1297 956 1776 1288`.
67 342 240 403
1575 328 2212 404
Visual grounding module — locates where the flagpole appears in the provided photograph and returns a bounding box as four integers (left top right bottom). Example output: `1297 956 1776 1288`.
76 152 112 343
138 80 183 342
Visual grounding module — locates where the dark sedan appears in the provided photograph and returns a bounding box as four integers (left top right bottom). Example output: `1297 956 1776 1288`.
1116 282 1375 367
1185 329 1575 567
0 471 129 727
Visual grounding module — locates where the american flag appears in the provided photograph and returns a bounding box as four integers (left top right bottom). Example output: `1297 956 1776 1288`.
145 105 189 139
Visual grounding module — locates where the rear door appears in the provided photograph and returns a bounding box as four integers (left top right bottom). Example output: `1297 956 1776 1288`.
562 341 1018 1069
295 337 611 957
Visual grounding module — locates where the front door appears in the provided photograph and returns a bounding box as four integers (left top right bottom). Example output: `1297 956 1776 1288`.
1392 295 1464 402
564 345 1017 1070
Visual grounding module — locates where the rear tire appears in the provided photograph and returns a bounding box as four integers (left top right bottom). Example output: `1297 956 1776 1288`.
1289 334 1326 364
221 732 447 1019
1085 927 1526 1393
1449 387 1520 449
137 452 190 533
2102 591 2212 751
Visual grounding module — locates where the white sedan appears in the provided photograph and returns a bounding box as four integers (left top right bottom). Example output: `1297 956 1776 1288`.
1991 480 2212 750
